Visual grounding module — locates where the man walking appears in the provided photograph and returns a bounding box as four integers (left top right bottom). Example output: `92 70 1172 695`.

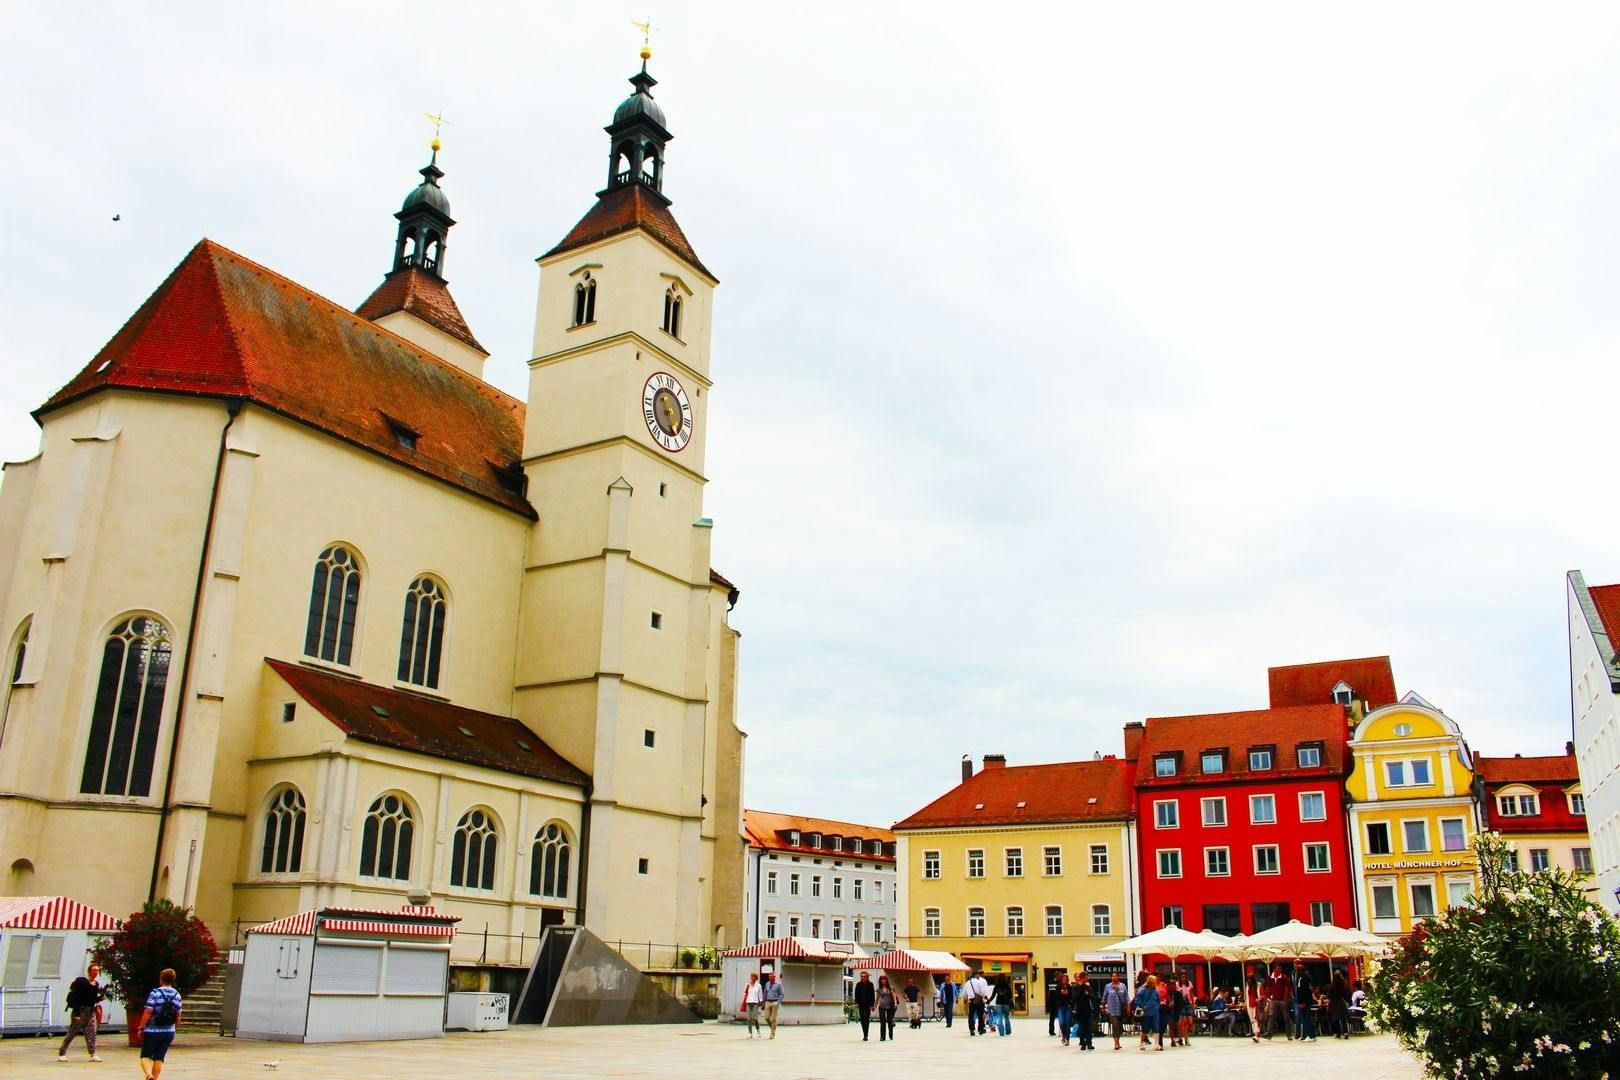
903 978 922 1029
1292 961 1317 1042
1072 972 1096 1050
138 967 182 1080
1103 971 1129 1050
965 970 991 1035
58 961 106 1062
854 971 876 1041
1266 963 1292 1039
938 975 957 1028
762 970 785 1038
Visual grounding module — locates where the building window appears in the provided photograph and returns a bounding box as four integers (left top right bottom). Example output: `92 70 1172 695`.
924 909 941 937
1570 792 1586 816
1393 722 1413 736
1385 759 1432 787
1497 793 1539 817
1440 818 1467 853
1366 821 1392 855
1153 754 1177 778
765 915 777 938
259 786 306 874
359 793 414 880
1331 683 1354 706
1043 846 1062 875
873 880 884 903
396 576 447 689
831 836 843 852
854 878 864 900
662 287 684 339
1154 800 1179 828
1044 905 1063 936
1402 820 1431 854
811 875 822 898
1204 904 1239 935
1251 902 1289 932
79 615 172 796
789 873 800 897
1201 750 1226 775
530 822 571 898
1004 848 1023 877
788 916 799 936
572 273 597 326
832 918 843 939
1574 847 1594 874
1446 879 1471 908
832 876 843 899
1310 901 1334 926
809 832 822 849
923 850 940 878
1529 848 1551 873
1410 882 1437 919
1249 794 1276 824
810 917 821 938
1006 906 1024 936
967 849 985 878
1205 847 1230 876
1202 797 1227 826
874 920 884 940
1371 883 1398 920
643 729 656 748
766 870 778 895
1248 746 1274 771
303 545 362 666
1304 842 1331 872
1503 848 1520 872
1299 792 1326 822
788 830 800 845
968 907 985 937
1157 849 1182 878
854 917 862 940
1254 845 1280 875
450 808 498 890
1161 905 1184 928
1091 905 1111 936
1296 744 1323 768
1089 844 1109 875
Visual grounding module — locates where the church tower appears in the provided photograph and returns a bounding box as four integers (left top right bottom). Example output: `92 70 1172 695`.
515 51 738 949
356 142 490 378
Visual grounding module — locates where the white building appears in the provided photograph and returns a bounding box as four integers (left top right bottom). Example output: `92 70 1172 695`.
1567 570 1620 913
743 811 896 949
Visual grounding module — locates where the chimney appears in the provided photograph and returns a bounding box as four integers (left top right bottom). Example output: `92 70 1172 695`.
961 755 973 782
983 754 1007 770
1567 740 1576 757
1123 721 1145 762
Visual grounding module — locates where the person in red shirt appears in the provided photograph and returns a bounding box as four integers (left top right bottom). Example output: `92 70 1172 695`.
1265 964 1293 1039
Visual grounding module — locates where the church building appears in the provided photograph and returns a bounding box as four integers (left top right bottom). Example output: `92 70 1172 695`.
0 55 747 961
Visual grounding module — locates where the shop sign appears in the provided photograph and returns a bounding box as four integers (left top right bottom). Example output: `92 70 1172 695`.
1363 858 1467 870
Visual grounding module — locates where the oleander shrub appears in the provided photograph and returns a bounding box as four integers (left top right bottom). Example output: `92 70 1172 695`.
92 899 218 1011
1368 831 1620 1077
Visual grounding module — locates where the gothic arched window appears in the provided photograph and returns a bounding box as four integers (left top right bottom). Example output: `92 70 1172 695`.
662 288 683 339
572 273 597 327
451 808 498 890
79 615 172 796
358 793 414 880
303 545 361 666
10 617 29 684
260 786 306 874
397 576 447 689
529 821 572 899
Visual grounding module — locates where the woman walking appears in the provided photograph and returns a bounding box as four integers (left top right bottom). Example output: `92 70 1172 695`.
876 975 898 1041
1245 974 1263 1042
740 971 763 1038
1055 973 1072 1045
58 962 106 1062
1327 971 1352 1039
992 975 1013 1036
1133 975 1163 1051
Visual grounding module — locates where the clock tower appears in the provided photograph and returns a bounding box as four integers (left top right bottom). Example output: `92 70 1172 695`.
515 54 736 950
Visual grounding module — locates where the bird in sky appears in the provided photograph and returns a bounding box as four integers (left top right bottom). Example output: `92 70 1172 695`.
112 213 121 222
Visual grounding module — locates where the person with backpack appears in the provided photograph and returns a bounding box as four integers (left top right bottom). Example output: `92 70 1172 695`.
139 967 183 1080
964 970 991 1035
58 961 107 1062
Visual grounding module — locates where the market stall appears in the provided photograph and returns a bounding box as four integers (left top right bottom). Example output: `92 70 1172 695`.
0 896 126 1035
851 948 970 1020
720 938 867 1025
236 906 459 1043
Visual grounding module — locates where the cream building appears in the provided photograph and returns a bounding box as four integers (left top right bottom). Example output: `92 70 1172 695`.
1567 570 1620 913
0 58 746 960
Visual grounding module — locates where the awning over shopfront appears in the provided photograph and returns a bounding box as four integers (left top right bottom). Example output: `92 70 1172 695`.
722 937 868 962
851 948 971 973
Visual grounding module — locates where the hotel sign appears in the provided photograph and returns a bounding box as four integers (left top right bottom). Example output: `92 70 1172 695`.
1363 858 1468 870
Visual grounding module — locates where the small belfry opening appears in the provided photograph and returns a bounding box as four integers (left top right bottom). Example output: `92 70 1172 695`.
573 273 597 326
662 287 682 338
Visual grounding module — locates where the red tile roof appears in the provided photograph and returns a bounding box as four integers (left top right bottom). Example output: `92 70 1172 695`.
743 810 895 860
1475 753 1580 786
266 659 588 787
1589 585 1620 650
893 758 1134 830
38 239 532 517
355 267 486 352
544 184 713 279
1135 704 1349 788
1268 656 1397 709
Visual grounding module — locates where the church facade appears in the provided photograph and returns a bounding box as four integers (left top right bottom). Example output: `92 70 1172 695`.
0 59 746 961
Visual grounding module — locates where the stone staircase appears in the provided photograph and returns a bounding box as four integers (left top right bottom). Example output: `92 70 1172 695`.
179 957 227 1034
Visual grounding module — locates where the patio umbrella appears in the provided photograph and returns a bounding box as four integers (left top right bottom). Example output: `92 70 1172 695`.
1242 920 1381 959
1191 930 1274 994
1105 925 1229 975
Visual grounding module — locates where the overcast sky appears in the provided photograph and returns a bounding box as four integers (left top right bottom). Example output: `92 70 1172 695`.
6 3 1620 828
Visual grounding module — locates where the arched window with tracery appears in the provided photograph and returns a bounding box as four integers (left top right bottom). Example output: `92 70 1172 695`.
451 808 498 890
572 273 597 327
662 287 683 339
303 545 361 666
529 821 572 899
397 577 447 689
260 786 306 874
358 793 414 880
79 615 172 796
10 617 29 684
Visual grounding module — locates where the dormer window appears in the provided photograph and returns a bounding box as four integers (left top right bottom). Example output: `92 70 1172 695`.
809 832 822 849
662 287 683 339
1153 754 1178 778
1331 680 1354 706
386 418 420 451
1248 745 1275 771
1497 791 1539 817
1296 743 1323 769
572 272 597 327
1200 750 1227 775
787 829 800 846
1570 791 1586 815
830 836 842 852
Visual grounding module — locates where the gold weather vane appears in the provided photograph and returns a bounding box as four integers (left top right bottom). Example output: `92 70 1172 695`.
631 17 654 60
423 110 447 153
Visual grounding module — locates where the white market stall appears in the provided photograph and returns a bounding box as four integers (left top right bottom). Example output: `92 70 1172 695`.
236 906 459 1043
0 896 127 1035
721 938 867 1025
851 948 970 1020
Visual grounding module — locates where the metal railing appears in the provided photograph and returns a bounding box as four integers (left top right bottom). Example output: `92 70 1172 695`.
0 986 54 1034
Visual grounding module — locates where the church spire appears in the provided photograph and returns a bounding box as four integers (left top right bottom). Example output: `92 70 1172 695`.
603 50 673 201
390 139 456 279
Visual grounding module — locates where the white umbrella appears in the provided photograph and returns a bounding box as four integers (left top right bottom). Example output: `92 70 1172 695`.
1104 925 1220 957
1243 920 1380 959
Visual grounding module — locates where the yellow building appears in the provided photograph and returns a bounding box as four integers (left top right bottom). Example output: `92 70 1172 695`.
1346 695 1481 936
893 755 1137 1014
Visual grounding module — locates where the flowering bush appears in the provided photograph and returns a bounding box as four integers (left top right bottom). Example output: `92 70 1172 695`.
91 899 218 1011
1368 831 1620 1077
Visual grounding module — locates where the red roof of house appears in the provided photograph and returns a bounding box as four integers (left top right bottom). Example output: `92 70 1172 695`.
893 758 1134 830
543 184 712 278
743 810 895 860
266 658 588 787
38 239 532 517
1267 656 1397 709
1135 704 1348 788
1589 584 1620 648
1475 753 1580 786
355 267 486 352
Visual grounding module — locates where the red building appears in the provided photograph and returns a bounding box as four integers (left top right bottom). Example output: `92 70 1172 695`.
1476 748 1592 889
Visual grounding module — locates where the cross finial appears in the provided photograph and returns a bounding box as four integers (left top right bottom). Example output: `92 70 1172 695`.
631 17 654 61
423 110 447 155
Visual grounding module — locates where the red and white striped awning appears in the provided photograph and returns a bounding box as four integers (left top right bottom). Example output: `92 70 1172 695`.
0 897 119 932
851 948 971 973
249 906 459 939
723 937 868 962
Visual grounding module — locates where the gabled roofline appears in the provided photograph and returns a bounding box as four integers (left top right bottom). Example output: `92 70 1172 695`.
1568 570 1620 688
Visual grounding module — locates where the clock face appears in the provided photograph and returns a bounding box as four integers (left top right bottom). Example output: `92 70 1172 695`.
642 372 693 452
